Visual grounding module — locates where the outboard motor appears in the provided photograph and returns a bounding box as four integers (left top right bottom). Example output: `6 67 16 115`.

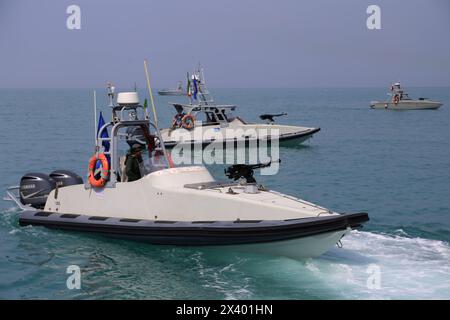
49 170 83 188
19 173 56 209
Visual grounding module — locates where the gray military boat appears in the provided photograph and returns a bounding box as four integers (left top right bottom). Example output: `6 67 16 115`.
371 82 442 110
160 67 320 149
158 81 185 96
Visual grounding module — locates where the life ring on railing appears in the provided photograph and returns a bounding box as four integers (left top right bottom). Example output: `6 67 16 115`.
172 114 184 128
181 114 195 130
88 153 109 188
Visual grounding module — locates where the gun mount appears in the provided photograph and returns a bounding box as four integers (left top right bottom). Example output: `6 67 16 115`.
259 113 287 124
224 160 281 183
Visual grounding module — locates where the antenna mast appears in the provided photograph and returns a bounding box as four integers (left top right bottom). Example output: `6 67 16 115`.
144 59 158 125
107 82 115 107
93 90 98 147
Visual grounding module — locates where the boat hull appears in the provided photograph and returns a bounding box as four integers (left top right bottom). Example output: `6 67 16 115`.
370 100 442 110
163 127 321 149
18 210 367 257
158 90 185 96
232 229 348 258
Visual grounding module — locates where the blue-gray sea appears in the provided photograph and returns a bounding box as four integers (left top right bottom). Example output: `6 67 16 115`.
1 87 450 299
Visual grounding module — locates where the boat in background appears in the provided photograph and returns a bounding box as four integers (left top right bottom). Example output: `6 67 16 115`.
370 82 442 110
158 81 185 96
160 66 320 149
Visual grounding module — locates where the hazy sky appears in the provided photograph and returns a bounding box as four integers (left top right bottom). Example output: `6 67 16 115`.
1 0 449 88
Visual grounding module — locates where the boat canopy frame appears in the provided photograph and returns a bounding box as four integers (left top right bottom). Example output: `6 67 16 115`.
94 104 171 188
168 66 245 126
171 103 238 126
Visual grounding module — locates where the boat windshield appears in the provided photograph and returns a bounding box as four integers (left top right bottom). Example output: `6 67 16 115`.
115 123 171 182
142 149 171 173
192 108 238 125
223 110 236 122
192 111 218 126
401 93 411 100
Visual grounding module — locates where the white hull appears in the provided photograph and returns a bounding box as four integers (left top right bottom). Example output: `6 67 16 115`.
370 100 442 110
161 118 320 148
158 90 185 96
10 166 367 258
43 166 335 221
229 229 348 259
17 207 358 257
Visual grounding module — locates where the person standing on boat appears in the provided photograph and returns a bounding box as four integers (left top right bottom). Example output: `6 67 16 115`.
125 144 144 182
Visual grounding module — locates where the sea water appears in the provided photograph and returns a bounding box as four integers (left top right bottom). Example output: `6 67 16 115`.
0 87 449 299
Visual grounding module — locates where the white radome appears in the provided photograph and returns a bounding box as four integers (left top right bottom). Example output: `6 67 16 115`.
117 92 140 105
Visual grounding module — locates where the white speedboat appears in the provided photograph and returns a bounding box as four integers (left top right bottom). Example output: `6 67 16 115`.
4 88 368 258
158 81 185 96
160 67 320 149
371 82 442 110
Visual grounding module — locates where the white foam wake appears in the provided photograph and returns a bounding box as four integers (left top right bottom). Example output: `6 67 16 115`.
311 230 450 299
1 207 449 299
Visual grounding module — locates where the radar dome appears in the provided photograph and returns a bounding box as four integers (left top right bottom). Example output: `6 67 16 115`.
117 92 140 106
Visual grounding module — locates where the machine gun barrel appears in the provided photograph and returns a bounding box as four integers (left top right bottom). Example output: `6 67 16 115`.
224 159 281 183
247 159 280 170
259 113 287 123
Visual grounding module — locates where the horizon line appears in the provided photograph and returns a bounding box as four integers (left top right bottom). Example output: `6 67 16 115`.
1 85 450 90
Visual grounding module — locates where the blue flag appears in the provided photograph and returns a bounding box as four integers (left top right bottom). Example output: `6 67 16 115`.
193 78 198 100
97 111 110 152
95 112 110 171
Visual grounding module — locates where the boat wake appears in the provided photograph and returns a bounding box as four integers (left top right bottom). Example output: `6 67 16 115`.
1 207 449 299
310 230 450 299
164 229 450 299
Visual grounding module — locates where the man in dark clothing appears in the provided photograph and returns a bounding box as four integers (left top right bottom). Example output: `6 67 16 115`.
125 144 143 182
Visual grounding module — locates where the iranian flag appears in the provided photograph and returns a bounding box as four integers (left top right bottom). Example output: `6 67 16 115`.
186 72 192 97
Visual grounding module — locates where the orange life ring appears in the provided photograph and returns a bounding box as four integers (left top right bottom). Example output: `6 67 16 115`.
181 114 195 130
88 153 109 188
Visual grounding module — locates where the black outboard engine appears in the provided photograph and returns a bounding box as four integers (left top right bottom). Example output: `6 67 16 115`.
49 170 83 188
19 173 56 209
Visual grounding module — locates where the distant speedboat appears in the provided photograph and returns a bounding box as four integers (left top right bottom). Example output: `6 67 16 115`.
158 81 185 96
370 82 442 110
160 67 320 149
